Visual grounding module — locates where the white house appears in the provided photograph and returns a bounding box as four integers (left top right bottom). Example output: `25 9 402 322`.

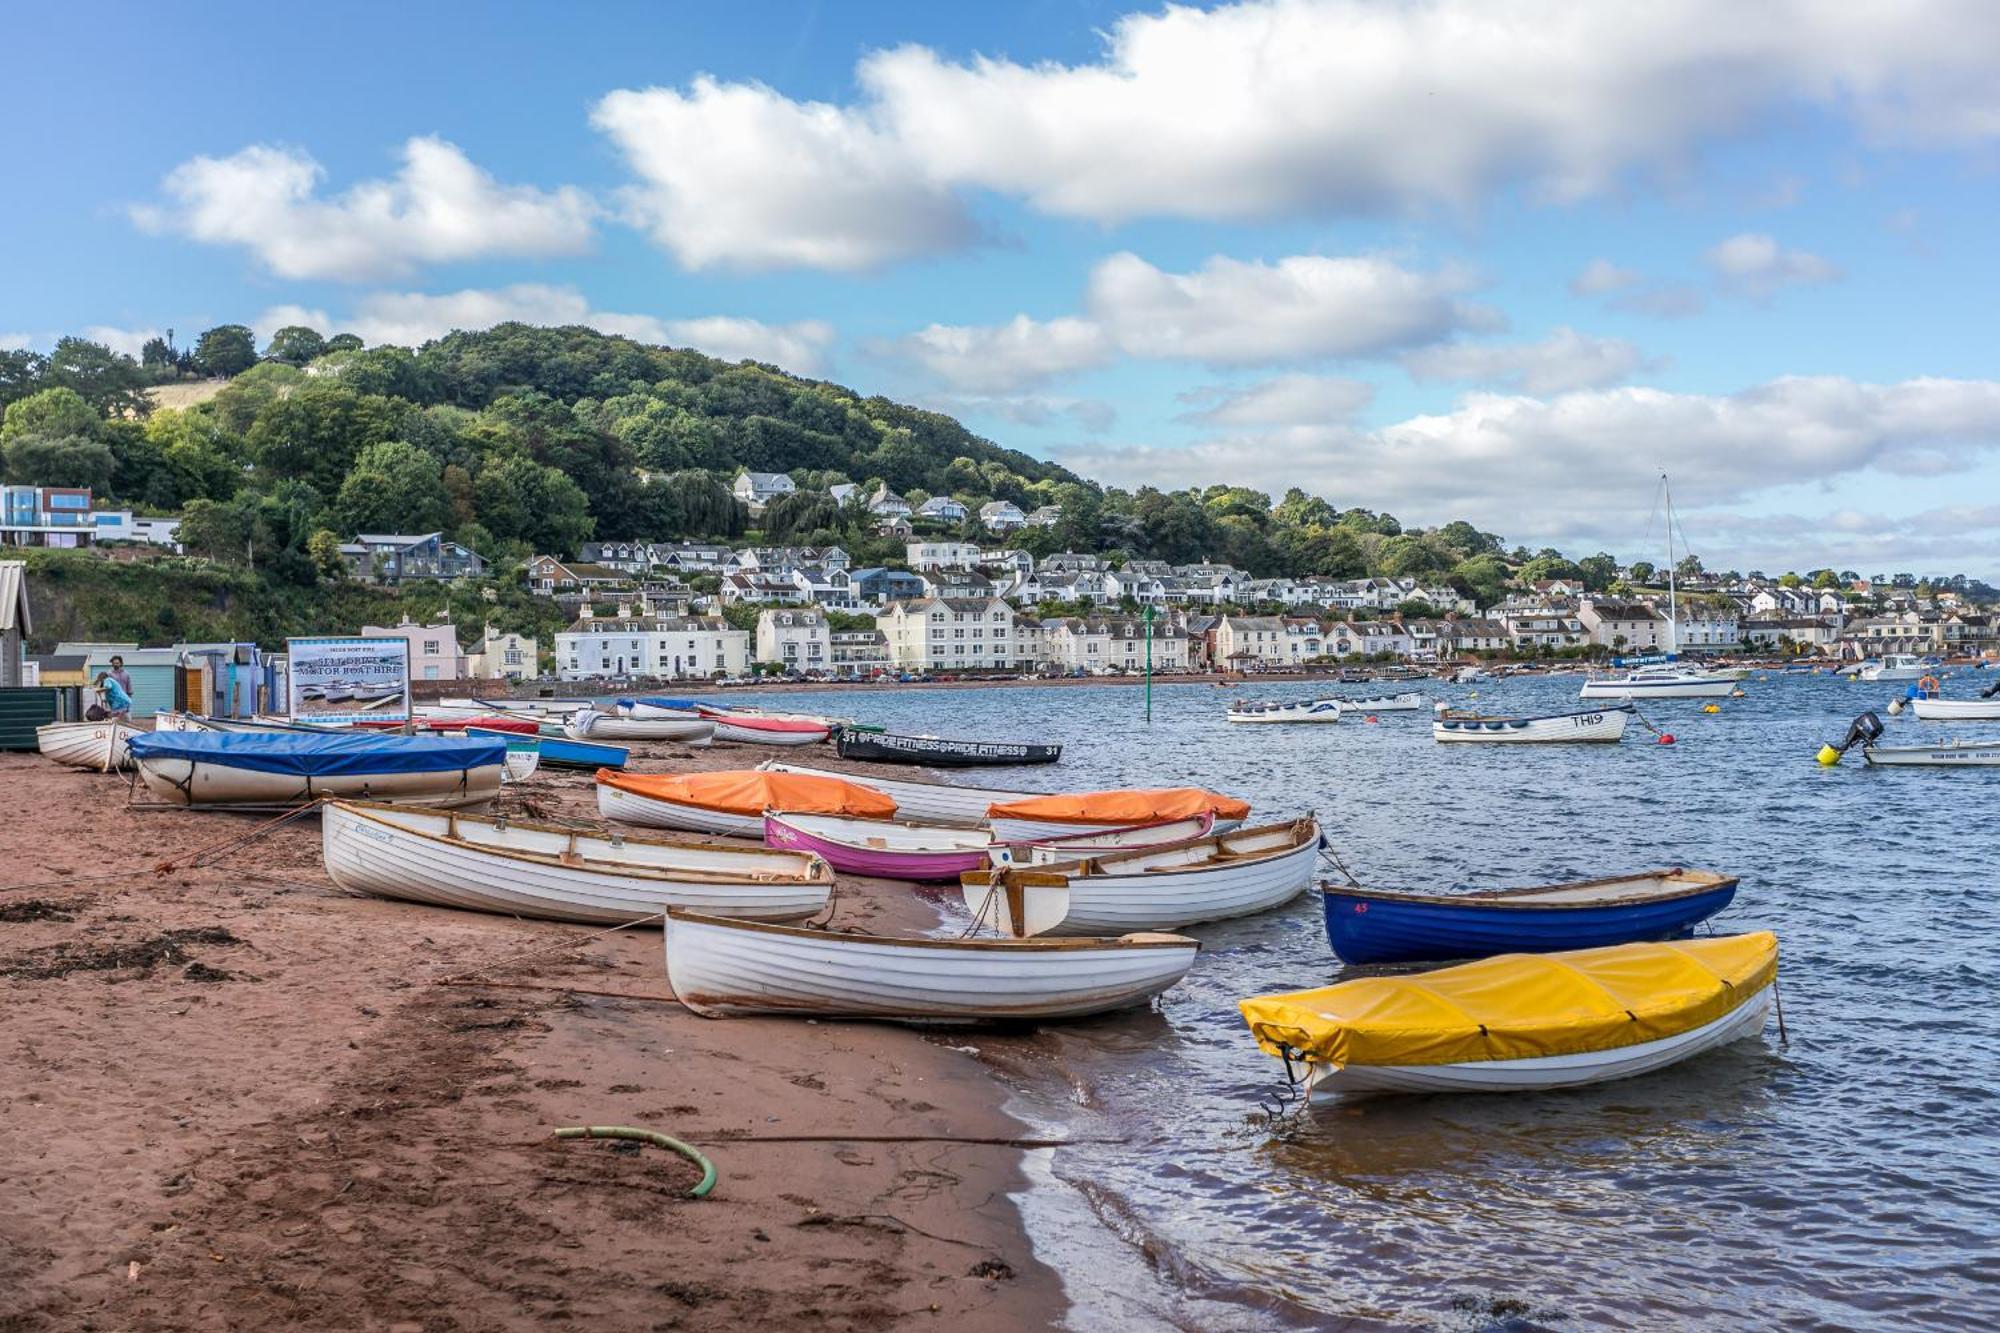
651 541 734 575
791 565 857 609
555 612 750 681
1026 505 1062 527
755 608 832 674
906 540 982 571
828 482 860 506
830 629 891 677
89 510 182 548
868 487 913 518
979 501 1027 533
1578 598 1666 651
464 624 540 680
720 572 802 605
877 597 1019 670
1044 616 1190 672
732 471 796 513
1106 569 1168 604
915 496 968 523
1213 615 1289 668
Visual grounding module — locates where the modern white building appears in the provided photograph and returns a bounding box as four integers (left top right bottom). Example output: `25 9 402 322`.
555 612 750 680
906 540 983 571
464 624 540 680
755 607 832 674
88 510 182 548
878 597 1019 670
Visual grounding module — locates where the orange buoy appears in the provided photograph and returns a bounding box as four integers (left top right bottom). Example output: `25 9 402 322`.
1656 733 1676 745
1365 714 1380 724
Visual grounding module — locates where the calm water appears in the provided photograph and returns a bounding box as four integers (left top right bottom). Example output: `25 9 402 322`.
745 675 2000 1329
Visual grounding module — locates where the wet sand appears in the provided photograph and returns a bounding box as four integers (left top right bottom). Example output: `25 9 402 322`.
0 742 1065 1331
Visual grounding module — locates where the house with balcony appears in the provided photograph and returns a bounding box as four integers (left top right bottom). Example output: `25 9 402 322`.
755 608 831 674
906 540 982 571
578 540 650 574
1578 598 1667 651
851 567 928 605
978 501 1027 533
732 470 796 513
868 487 913 519
342 533 488 584
915 496 968 524
878 597 1020 670
829 628 892 677
526 554 629 598
89 510 182 548
2 485 95 548
1026 504 1062 528
651 541 734 575
720 571 803 606
1214 614 1289 668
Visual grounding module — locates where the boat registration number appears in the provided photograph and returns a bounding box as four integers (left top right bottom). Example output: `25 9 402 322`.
1573 713 1604 727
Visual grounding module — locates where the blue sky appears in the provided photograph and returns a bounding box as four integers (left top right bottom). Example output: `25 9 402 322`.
8 0 2000 576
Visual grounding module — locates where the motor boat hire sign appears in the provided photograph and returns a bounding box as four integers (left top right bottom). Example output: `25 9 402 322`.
287 636 412 724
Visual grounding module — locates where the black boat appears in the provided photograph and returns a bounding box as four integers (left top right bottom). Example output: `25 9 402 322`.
832 727 1062 768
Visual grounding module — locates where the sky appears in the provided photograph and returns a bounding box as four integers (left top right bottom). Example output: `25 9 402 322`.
7 0 2000 578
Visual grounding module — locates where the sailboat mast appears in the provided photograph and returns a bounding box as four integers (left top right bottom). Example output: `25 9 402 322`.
1662 473 1678 657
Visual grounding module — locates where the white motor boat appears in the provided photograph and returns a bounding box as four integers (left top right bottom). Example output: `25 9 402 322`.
1579 666 1735 699
1859 655 1932 682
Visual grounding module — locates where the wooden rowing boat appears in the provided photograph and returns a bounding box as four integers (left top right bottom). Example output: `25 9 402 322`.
1432 704 1632 743
1224 698 1341 724
760 761 1040 825
596 768 897 837
565 708 716 745
322 800 832 924
663 908 1200 1021
762 811 996 881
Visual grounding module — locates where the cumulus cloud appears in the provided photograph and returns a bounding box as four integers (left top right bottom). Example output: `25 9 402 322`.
927 393 1119 434
253 286 836 374
883 251 1491 391
1 332 35 351
591 1 2000 267
1569 259 1642 297
592 77 976 271
81 326 164 358
1177 374 1375 426
1403 327 1653 394
135 137 597 281
1058 376 2000 549
1704 232 1842 298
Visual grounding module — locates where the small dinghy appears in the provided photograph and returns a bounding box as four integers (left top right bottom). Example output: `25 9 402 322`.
596 768 896 837
761 760 1041 825
964 818 1319 936
1241 932 1778 1098
126 732 506 809
1332 691 1426 712
36 720 142 772
1224 698 1341 724
663 906 1200 1022
696 706 830 747
1820 711 2000 767
763 811 996 881
322 800 832 924
1908 677 2000 720
984 788 1252 843
1433 704 1632 743
565 707 715 746
1003 814 1217 863
1322 868 1738 964
833 728 1061 767
469 725 627 771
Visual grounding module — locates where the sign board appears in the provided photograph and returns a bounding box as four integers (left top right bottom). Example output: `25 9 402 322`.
286 636 411 724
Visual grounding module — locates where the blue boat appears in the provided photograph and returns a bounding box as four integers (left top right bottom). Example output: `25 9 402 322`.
126 731 508 808
1323 869 1738 965
470 725 628 771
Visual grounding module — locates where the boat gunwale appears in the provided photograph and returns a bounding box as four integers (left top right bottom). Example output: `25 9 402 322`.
963 817 1318 884
665 906 1198 951
1318 868 1737 910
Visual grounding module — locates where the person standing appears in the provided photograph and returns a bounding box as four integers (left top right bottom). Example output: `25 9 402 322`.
93 672 132 721
107 654 133 699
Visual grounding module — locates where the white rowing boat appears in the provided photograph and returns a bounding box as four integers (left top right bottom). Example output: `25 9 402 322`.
321 800 832 924
1224 698 1342 724
1335 691 1426 712
662 908 1200 1021
760 760 1041 825
1433 705 1631 743
565 708 716 746
966 818 1319 936
1909 696 2000 721
1005 814 1217 863
35 720 141 772
1864 739 2000 767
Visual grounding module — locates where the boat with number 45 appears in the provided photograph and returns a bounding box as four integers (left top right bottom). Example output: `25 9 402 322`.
1322 868 1739 964
323 800 833 925
1433 704 1632 743
662 906 1200 1022
1240 931 1778 1098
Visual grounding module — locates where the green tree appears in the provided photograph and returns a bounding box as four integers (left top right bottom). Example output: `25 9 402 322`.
265 326 327 366
1577 552 1618 591
325 333 364 355
473 453 594 554
3 434 117 489
194 324 259 378
1628 560 1656 585
140 337 177 372
334 442 453 535
307 528 347 580
2 386 99 444
45 338 152 417
0 348 47 413
1778 571 1802 588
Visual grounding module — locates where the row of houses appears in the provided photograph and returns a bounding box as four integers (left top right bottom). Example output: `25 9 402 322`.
731 470 1062 532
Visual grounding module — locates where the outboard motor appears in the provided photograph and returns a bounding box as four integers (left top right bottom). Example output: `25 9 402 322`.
1818 711 1883 766
1983 678 2000 700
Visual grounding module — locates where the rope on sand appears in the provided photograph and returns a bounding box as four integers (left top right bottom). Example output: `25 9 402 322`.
550 1125 716 1198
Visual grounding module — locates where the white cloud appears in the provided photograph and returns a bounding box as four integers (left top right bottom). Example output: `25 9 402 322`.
1569 259 1642 297
253 286 836 375
136 137 597 281
1403 327 1653 394
928 394 1119 434
1177 374 1375 426
589 2 2000 267
80 326 164 358
1 332 35 351
885 251 1491 391
1704 232 1842 298
1058 376 2000 551
886 315 1113 393
592 77 975 271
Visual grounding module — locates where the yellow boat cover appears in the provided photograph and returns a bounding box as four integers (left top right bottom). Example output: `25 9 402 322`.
1240 932 1777 1068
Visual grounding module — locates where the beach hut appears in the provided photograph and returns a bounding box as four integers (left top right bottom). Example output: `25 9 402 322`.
177 642 264 718
0 561 59 749
72 644 183 720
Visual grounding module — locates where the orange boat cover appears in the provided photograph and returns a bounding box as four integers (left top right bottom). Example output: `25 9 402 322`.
594 768 895 818
985 787 1251 825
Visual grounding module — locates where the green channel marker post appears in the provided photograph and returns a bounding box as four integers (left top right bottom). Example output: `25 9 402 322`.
1144 604 1154 723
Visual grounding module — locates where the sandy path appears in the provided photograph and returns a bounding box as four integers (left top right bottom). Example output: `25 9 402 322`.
0 743 1065 1331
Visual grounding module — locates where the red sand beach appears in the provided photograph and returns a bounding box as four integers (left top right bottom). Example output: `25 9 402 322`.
0 741 1066 1331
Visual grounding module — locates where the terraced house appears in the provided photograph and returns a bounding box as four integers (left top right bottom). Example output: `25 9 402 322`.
877 597 1018 670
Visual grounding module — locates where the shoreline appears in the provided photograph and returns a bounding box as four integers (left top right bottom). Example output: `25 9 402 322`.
0 743 1079 1330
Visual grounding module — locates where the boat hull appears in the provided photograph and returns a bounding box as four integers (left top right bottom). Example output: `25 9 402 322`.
568 712 716 745
134 756 503 808
1333 692 1426 712
1579 677 1733 699
833 731 1062 766
663 911 1199 1021
1909 698 2000 720
468 726 628 770
322 802 830 924
1863 741 2000 767
1225 699 1342 724
1433 707 1630 743
1022 828 1318 936
1305 989 1771 1097
763 813 993 882
596 780 764 836
705 715 830 746
761 762 1038 825
36 721 141 772
1323 880 1738 964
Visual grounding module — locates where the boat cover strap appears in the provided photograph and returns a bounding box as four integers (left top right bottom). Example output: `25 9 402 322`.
127 731 505 777
1239 932 1776 1068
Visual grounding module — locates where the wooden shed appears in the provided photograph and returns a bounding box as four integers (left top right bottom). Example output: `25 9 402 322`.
0 560 59 748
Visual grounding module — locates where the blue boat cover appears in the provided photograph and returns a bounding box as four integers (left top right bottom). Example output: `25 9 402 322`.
126 731 505 777
626 697 710 713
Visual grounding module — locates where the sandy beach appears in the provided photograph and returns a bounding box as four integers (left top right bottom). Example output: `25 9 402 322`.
0 741 1067 1331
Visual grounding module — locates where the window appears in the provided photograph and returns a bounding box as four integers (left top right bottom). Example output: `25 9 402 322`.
423 640 440 654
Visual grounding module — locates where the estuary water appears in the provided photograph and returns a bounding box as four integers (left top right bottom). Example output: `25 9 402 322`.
742 674 2000 1329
